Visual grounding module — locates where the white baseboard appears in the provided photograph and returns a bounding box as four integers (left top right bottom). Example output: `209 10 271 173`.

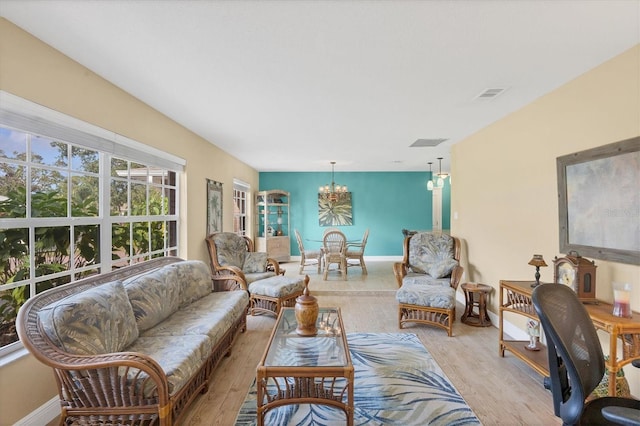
15 396 59 426
455 292 528 340
289 255 403 262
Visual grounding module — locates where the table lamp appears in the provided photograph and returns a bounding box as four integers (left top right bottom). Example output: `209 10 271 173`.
528 254 547 287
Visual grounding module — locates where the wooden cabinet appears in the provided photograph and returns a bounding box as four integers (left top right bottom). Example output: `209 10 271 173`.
256 190 290 262
499 280 640 396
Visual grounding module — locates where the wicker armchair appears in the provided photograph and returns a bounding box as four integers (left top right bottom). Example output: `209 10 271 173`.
205 232 280 292
393 232 464 336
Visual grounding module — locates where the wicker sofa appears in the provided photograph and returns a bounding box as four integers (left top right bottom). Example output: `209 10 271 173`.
16 257 249 426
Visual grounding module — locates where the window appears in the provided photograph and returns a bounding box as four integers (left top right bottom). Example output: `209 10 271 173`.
233 179 250 236
0 92 183 355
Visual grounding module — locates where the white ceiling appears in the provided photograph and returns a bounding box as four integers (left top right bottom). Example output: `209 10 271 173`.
1 1 639 172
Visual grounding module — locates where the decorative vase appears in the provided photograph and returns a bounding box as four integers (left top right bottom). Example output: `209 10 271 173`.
295 276 318 336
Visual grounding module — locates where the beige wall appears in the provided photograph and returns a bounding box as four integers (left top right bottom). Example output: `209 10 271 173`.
451 44 640 395
0 18 258 423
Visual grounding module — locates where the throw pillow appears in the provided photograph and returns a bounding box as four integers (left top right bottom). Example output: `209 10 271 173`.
38 280 138 355
123 266 180 332
428 258 458 279
244 252 268 273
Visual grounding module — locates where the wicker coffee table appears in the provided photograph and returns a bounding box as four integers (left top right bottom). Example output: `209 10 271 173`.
256 307 354 425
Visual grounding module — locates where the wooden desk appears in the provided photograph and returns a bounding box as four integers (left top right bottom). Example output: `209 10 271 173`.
499 280 640 396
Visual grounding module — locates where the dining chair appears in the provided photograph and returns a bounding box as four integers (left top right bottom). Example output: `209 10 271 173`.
294 229 322 274
346 228 369 274
322 230 347 280
323 227 340 237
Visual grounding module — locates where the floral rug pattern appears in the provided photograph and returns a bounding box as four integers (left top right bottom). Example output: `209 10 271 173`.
235 333 481 425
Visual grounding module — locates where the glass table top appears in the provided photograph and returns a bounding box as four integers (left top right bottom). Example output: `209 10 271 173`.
264 307 348 367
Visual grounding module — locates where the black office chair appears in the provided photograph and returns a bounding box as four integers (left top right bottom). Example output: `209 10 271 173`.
532 284 640 426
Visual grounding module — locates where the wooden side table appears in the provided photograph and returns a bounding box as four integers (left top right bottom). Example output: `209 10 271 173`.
461 283 492 327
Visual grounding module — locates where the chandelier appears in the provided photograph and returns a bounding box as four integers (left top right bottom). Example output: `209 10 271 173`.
427 157 450 191
319 161 348 202
426 161 434 191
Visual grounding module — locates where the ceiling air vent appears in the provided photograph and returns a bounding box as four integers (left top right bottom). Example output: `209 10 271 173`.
474 87 508 101
410 138 448 147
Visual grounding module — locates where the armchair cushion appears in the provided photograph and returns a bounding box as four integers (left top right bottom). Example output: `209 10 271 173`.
396 282 456 309
243 252 268 273
39 280 138 355
402 273 451 287
408 233 455 275
215 233 247 269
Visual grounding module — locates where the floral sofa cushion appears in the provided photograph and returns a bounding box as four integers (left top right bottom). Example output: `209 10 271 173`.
124 267 181 332
408 232 456 276
167 260 214 308
213 232 247 269
141 291 248 343
38 280 138 355
125 334 211 396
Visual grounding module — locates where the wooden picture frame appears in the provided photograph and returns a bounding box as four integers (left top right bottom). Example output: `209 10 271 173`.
207 179 223 235
556 137 640 265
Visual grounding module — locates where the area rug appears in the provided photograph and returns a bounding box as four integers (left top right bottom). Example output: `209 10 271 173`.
235 332 481 425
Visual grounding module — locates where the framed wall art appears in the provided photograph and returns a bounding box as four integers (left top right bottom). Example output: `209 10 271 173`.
318 193 353 226
557 137 639 265
207 179 223 235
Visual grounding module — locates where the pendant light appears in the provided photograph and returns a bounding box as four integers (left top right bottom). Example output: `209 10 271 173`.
427 162 434 191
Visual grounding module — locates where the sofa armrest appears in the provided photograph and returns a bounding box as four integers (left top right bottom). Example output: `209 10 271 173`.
393 262 408 287
34 348 170 414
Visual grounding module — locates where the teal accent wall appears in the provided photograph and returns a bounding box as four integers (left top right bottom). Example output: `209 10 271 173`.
259 171 451 256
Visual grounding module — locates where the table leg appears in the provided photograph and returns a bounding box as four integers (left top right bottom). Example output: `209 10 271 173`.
608 331 618 396
256 376 264 426
347 372 354 426
461 290 471 323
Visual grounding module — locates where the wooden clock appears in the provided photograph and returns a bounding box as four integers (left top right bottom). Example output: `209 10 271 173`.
553 253 598 303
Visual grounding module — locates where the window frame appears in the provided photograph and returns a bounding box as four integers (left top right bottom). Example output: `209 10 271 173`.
0 92 184 359
233 179 250 236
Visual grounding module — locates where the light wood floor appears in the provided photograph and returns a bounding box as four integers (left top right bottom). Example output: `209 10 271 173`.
181 260 561 426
